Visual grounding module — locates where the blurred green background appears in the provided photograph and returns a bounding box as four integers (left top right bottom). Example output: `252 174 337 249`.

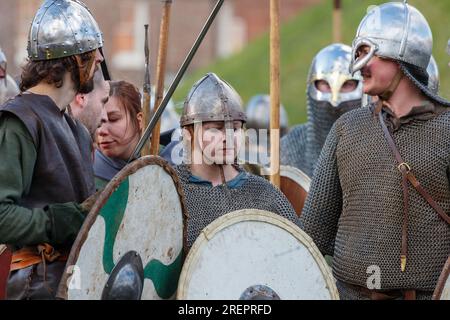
172 0 450 126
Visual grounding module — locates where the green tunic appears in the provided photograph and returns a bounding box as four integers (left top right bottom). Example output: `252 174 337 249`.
0 114 87 247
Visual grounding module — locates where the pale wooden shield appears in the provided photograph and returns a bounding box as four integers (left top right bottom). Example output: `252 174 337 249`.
433 256 450 300
177 209 339 300
280 165 311 217
57 156 187 300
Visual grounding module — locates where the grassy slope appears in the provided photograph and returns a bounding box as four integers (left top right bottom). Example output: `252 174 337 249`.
172 0 450 125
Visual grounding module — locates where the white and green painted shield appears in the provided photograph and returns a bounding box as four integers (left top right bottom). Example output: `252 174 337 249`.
177 209 339 300
58 157 186 300
433 256 450 300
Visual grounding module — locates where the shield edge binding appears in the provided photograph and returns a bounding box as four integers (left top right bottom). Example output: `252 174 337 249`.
433 256 450 300
280 165 311 192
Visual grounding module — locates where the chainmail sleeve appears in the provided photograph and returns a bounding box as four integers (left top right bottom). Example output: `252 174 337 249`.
300 121 342 256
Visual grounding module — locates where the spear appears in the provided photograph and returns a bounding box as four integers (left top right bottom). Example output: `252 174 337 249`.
333 0 342 43
150 0 173 156
141 24 152 156
129 0 224 162
269 0 281 188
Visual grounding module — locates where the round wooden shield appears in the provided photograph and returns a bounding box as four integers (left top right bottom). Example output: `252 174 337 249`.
58 156 187 300
177 209 339 300
280 165 311 217
433 256 450 300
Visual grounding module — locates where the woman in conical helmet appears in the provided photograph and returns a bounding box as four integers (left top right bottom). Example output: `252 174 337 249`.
173 73 299 250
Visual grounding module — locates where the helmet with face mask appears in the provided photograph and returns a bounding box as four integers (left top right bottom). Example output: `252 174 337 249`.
27 0 110 85
350 1 450 105
308 43 363 108
306 43 363 153
280 43 363 177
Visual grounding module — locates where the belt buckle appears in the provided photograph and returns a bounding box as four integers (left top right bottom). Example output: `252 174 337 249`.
397 162 411 174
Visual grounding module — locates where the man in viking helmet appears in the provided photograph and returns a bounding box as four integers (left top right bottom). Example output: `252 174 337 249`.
280 43 363 178
174 73 299 250
0 46 20 105
0 0 109 299
301 1 450 299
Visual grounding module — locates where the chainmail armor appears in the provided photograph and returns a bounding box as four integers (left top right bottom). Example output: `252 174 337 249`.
300 103 450 294
281 93 361 177
174 164 299 250
336 280 433 300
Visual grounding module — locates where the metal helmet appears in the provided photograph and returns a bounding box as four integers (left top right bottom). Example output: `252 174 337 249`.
28 0 103 61
350 1 432 74
0 75 20 104
0 47 6 74
308 43 363 107
427 55 439 94
245 94 289 131
0 46 7 87
180 73 247 127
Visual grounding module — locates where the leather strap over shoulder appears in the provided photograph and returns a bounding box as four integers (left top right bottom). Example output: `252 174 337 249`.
376 101 450 273
377 104 450 225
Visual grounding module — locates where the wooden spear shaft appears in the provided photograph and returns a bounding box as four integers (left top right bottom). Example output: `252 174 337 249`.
270 0 280 187
141 24 152 156
150 0 173 156
333 0 342 43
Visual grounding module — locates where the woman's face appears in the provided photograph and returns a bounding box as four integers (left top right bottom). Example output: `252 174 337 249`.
97 96 142 160
191 121 243 165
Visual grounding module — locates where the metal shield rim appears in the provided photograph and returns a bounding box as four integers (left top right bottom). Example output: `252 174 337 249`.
432 256 450 300
57 155 188 299
280 165 311 192
176 209 339 300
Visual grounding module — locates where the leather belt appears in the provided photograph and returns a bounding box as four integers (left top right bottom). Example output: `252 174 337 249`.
10 244 68 272
344 281 416 300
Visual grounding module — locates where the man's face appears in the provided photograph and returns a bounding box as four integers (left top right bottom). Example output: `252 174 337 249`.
357 46 400 96
78 79 110 138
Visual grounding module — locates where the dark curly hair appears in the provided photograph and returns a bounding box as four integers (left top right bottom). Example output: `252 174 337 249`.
19 51 93 92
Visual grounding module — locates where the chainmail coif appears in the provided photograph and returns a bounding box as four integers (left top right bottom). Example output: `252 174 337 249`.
300 103 450 297
280 92 361 177
174 164 300 250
